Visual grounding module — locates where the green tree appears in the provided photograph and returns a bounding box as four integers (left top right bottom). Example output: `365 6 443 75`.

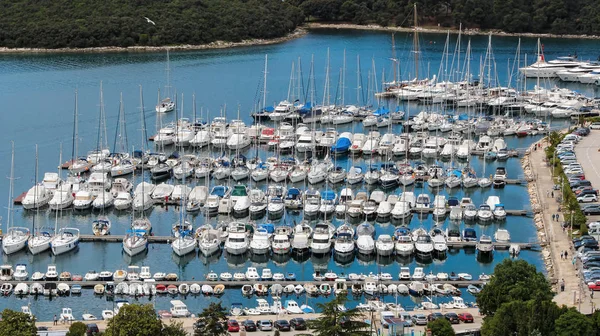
0 309 37 336
104 304 162 336
194 302 228 336
476 259 553 316
66 321 88 336
481 299 566 336
555 309 593 336
427 318 456 336
161 321 187 336
312 295 370 336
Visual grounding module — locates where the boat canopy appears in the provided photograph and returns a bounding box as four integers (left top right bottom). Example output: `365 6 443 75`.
321 190 336 200
286 188 301 199
211 186 228 197
231 185 247 197
373 106 390 116
258 223 275 234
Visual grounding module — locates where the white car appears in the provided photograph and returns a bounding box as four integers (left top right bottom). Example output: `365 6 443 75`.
590 122 600 130
565 167 584 174
578 194 598 203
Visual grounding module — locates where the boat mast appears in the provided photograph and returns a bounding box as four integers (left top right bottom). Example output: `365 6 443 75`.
323 48 330 107
139 85 146 220
33 144 38 234
7 141 16 232
165 49 172 99
71 90 79 164
342 49 346 106
413 3 419 80
263 55 268 111
357 54 361 106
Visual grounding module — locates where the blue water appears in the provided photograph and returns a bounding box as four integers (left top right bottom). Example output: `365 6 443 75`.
0 29 591 320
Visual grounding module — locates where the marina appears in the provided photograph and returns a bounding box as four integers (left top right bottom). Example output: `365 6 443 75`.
0 28 599 322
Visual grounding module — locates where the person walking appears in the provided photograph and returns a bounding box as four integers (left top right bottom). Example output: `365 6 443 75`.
552 214 556 221
53 315 57 325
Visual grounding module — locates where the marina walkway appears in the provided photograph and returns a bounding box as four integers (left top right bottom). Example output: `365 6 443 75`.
35 307 483 336
531 134 592 313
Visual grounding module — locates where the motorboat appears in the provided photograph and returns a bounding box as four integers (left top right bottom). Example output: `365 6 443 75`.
48 185 74 210
271 229 291 254
394 228 414 256
291 223 311 252
13 265 28 281
494 229 511 243
319 190 337 217
375 234 394 256
303 189 320 217
356 222 375 255
392 200 411 220
310 223 332 255
60 308 75 323
250 228 270 254
284 188 303 210
477 204 493 221
334 228 355 255
463 204 478 221
414 234 434 257
51 228 80 255
347 166 363 184
430 228 448 255
73 190 94 210
21 185 52 210
170 300 191 318
477 235 494 254
224 223 249 255
462 228 478 242
493 204 507 220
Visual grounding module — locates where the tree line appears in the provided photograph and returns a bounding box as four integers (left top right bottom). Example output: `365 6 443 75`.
0 0 303 49
292 0 600 35
1 0 598 49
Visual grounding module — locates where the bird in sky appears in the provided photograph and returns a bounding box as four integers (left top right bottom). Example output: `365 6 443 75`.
144 17 156 25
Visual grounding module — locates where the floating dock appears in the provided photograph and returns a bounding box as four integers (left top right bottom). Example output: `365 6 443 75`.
74 234 539 250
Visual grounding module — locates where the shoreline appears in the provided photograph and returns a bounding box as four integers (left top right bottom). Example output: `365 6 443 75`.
0 29 307 55
306 22 600 40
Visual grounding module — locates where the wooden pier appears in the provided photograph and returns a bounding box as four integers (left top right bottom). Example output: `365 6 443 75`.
410 207 530 216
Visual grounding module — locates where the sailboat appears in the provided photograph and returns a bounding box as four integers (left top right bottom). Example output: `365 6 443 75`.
155 49 175 113
123 86 150 257
68 90 91 174
171 142 196 256
28 145 52 254
3 142 30 255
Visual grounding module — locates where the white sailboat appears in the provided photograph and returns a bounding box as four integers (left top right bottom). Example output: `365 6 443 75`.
3 142 30 255
28 144 52 255
155 50 175 113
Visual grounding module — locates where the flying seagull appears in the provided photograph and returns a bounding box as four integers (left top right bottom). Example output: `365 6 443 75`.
144 17 155 25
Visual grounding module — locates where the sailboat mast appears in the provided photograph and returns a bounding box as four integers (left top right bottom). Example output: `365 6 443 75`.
413 4 419 80
72 90 79 163
356 54 361 106
166 49 172 99
263 55 268 111
342 49 346 106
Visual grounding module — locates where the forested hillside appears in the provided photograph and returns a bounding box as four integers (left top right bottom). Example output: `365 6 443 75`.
0 0 598 49
0 0 303 48
293 0 600 35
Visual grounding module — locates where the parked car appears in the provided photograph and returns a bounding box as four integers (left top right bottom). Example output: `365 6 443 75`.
427 312 444 321
565 167 584 174
590 122 600 130
86 323 100 336
257 320 273 331
583 204 600 215
412 314 428 325
290 317 307 330
227 320 240 332
242 320 257 332
588 281 600 291
458 312 474 323
274 320 291 331
445 312 460 324
578 194 598 203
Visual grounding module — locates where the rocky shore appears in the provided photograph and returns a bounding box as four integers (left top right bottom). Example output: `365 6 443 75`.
306 22 600 40
521 140 554 277
0 29 307 54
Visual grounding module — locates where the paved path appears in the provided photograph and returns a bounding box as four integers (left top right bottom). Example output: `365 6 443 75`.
529 129 599 314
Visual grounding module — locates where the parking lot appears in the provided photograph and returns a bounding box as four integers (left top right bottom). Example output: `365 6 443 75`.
575 128 600 222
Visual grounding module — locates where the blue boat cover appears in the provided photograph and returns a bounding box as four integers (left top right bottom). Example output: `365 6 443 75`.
211 186 228 197
258 223 275 234
331 137 351 152
373 106 390 116
321 190 336 200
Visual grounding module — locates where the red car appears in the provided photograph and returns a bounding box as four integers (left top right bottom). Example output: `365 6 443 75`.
588 281 600 291
458 312 474 323
227 320 240 332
